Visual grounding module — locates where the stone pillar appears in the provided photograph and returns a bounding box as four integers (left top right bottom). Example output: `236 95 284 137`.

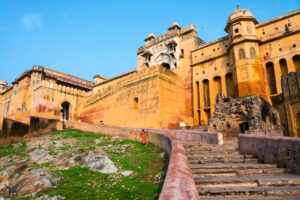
274 60 282 94
287 56 296 73
209 78 215 115
221 74 227 96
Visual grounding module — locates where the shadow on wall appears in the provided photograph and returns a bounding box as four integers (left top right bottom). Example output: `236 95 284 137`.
0 117 63 145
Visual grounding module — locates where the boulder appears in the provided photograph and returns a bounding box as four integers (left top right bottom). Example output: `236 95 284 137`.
84 152 117 173
29 149 53 164
9 170 59 196
121 170 133 176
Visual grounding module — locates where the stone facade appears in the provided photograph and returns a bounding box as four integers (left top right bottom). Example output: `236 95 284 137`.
279 67 300 137
208 94 282 137
192 8 300 135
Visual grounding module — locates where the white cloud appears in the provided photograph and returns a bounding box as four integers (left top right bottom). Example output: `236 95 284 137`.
21 13 42 31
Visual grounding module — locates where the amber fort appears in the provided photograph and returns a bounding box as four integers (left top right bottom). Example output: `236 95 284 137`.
1 6 300 200
1 7 300 137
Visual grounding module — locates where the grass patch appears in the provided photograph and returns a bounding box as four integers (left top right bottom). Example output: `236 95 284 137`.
0 142 26 158
2 129 167 200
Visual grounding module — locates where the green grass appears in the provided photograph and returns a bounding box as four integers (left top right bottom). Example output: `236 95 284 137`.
42 166 163 200
5 129 167 200
0 141 26 158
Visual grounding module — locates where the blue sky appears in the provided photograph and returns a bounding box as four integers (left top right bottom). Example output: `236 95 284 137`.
0 0 299 84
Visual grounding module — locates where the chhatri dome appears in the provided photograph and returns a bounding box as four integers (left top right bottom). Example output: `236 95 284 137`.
225 5 258 32
144 33 156 42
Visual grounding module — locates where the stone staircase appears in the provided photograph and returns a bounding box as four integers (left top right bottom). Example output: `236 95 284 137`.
183 137 300 199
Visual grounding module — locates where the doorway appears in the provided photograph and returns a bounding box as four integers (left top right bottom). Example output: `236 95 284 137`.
61 101 70 121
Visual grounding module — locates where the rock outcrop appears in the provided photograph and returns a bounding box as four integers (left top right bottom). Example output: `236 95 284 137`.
208 93 282 136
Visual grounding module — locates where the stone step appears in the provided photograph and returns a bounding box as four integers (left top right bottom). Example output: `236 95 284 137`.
195 174 300 188
198 186 300 197
189 158 258 164
186 150 241 155
192 167 288 177
188 154 256 160
190 163 278 170
183 144 238 149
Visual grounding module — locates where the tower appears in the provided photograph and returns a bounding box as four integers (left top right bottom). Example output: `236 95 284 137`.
225 8 268 99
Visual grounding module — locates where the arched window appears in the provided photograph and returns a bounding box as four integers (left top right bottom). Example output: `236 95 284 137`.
266 62 277 95
239 48 245 60
293 55 300 71
250 47 256 59
226 73 234 97
203 79 210 107
279 59 288 76
133 97 138 110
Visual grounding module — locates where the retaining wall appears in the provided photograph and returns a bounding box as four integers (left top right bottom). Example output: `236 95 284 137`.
238 134 300 173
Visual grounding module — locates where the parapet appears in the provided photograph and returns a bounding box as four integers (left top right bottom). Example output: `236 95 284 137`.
137 24 197 55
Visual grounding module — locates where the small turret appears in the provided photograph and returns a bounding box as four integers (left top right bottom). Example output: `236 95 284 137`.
93 75 107 85
168 22 181 31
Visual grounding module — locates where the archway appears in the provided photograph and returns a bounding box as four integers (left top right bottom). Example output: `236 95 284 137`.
293 55 300 71
61 101 70 121
280 59 288 76
266 62 277 95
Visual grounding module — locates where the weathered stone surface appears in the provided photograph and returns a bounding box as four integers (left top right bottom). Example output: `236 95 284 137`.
0 156 10 168
29 149 53 164
121 170 133 176
9 170 59 196
36 195 65 200
83 152 118 173
53 138 77 147
110 136 125 143
208 94 282 137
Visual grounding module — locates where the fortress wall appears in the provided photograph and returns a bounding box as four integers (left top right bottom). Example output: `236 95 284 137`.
79 66 191 129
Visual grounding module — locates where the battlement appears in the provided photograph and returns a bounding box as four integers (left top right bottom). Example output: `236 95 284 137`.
137 24 197 55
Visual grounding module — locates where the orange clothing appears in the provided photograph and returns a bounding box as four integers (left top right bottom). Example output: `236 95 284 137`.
140 131 146 144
